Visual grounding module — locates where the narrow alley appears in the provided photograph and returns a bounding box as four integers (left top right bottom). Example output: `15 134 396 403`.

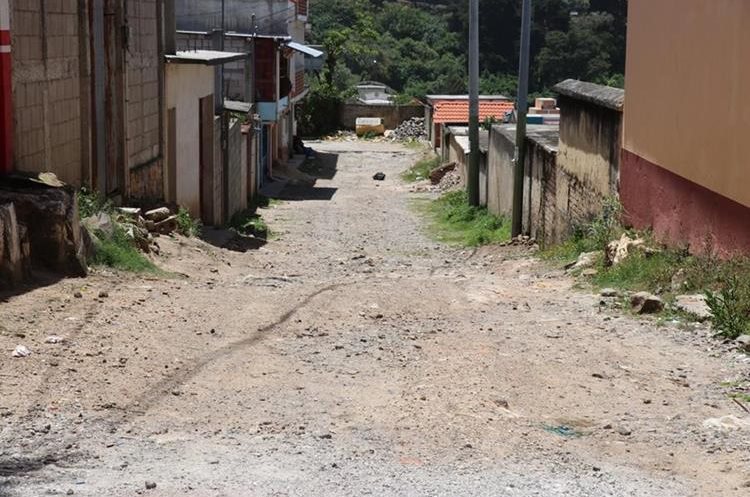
1 142 749 496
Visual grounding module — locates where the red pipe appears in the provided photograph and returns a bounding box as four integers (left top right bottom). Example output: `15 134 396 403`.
0 0 12 174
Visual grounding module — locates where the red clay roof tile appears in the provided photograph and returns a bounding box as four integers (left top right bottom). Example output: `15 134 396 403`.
433 100 514 124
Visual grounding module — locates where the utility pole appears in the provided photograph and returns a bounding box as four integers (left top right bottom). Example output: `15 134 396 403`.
467 0 480 206
512 0 532 237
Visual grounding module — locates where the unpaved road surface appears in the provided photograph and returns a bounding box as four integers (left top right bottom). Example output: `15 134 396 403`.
1 141 749 496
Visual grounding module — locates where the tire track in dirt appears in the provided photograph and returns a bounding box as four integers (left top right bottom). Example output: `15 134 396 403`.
124 280 356 418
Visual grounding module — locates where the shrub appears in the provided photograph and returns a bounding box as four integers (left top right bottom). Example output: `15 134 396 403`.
705 277 750 339
176 207 202 237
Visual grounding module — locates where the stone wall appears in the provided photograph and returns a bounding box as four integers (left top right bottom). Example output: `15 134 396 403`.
339 103 424 131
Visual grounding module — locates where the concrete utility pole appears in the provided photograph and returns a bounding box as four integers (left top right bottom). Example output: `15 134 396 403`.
467 0 480 206
512 0 532 237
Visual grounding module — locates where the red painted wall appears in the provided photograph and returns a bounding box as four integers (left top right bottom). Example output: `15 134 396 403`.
621 149 750 257
0 3 12 174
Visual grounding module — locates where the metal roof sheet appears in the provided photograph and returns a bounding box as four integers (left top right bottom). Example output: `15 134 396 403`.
286 41 323 58
165 50 249 65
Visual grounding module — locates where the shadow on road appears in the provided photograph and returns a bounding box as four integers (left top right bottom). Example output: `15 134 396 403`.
199 227 267 253
299 151 339 180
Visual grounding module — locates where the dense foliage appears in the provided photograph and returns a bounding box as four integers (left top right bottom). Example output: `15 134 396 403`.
298 0 626 135
310 0 626 98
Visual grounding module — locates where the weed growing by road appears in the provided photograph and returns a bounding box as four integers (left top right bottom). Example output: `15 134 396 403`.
421 190 511 246
402 155 440 182
228 209 270 239
176 207 202 237
542 198 750 334
705 277 750 339
78 188 113 218
90 225 158 273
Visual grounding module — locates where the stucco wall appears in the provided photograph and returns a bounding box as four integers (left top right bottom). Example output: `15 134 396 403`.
621 149 750 257
557 95 621 197
165 63 214 217
339 103 424 131
487 124 611 246
624 0 750 209
487 128 515 218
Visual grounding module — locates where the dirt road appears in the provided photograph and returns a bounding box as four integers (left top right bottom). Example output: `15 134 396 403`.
1 141 749 496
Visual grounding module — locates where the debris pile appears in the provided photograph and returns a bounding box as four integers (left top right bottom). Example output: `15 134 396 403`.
82 205 182 256
391 117 427 141
429 162 456 185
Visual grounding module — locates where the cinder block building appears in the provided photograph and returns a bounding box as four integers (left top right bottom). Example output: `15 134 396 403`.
7 0 165 202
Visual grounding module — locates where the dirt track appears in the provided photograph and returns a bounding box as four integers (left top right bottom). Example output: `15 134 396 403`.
1 141 749 496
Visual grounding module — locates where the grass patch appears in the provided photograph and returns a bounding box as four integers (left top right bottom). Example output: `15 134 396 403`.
541 197 750 336
228 208 270 239
419 190 511 247
402 154 440 183
402 139 427 150
90 225 158 273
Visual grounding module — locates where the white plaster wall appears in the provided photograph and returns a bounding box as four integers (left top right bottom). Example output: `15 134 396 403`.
166 63 214 217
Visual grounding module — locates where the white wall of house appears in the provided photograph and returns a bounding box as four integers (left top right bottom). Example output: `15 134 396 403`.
165 63 214 217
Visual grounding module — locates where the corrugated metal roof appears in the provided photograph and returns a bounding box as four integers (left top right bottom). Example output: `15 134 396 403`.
433 100 514 124
165 50 249 65
287 41 323 58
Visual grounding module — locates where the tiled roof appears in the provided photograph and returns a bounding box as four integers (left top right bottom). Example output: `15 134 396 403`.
432 100 515 124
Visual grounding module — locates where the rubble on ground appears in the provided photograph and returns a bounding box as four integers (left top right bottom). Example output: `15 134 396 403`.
391 117 427 141
565 251 599 273
429 162 456 185
436 168 461 192
631 291 664 314
673 294 712 321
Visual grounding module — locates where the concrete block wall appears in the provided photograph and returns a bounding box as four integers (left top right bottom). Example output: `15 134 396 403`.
126 0 161 172
226 118 247 218
10 0 84 185
211 116 223 225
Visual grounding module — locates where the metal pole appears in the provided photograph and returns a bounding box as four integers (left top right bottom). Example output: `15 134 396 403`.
512 0 532 237
467 0 480 206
